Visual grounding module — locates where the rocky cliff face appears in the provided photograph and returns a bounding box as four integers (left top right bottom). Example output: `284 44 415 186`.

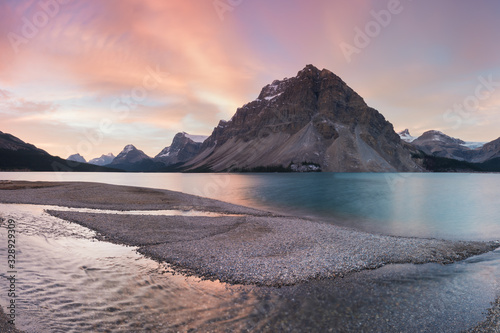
154 132 206 166
183 65 423 172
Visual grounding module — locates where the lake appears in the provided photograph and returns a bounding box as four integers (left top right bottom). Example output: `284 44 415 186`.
0 172 499 332
1 172 499 240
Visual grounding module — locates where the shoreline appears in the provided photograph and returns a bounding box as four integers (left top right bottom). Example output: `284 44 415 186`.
1 180 500 331
0 306 22 333
0 181 498 287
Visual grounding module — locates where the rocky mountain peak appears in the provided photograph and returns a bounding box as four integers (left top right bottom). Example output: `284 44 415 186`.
399 129 410 136
154 132 206 166
67 153 86 163
184 65 422 172
88 153 115 166
398 129 417 143
415 130 465 145
111 144 150 165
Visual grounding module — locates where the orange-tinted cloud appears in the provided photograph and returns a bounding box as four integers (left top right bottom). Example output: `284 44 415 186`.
1 0 500 158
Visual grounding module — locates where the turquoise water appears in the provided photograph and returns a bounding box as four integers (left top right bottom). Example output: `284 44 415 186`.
1 172 499 240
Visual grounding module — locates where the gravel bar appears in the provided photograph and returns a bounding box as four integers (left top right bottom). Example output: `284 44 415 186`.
0 181 497 287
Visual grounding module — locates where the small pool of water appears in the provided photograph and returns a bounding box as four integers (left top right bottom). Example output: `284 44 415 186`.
36 204 240 217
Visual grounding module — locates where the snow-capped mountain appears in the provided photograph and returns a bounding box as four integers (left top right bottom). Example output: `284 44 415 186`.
88 153 115 166
182 64 423 172
398 129 417 143
67 153 86 163
111 144 149 164
410 130 475 161
402 129 497 164
154 132 207 166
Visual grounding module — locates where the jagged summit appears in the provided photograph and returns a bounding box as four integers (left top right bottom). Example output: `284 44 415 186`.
88 153 115 166
183 64 422 172
398 129 417 143
154 132 206 166
110 144 150 165
67 153 86 163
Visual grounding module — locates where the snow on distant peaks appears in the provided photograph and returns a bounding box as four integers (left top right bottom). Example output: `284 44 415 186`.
461 141 486 149
123 144 136 153
183 132 208 143
398 129 417 143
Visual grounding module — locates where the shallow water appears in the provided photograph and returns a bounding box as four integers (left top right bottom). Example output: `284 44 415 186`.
27 204 240 217
1 172 500 240
0 203 499 332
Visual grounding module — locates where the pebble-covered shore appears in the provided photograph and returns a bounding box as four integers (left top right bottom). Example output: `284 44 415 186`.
0 181 497 287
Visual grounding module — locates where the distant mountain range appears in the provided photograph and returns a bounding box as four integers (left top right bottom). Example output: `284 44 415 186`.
102 132 208 172
0 131 119 172
398 129 500 171
2 64 500 173
89 153 115 166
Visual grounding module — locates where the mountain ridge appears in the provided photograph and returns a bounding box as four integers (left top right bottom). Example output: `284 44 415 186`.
0 131 120 172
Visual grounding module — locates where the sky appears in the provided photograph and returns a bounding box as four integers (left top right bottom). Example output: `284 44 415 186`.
1 0 500 160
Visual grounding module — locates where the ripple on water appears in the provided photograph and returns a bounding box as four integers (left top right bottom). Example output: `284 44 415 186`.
0 204 269 332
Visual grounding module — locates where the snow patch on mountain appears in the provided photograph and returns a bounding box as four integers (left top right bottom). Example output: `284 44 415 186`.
461 142 486 149
122 144 136 154
398 129 417 143
183 132 208 143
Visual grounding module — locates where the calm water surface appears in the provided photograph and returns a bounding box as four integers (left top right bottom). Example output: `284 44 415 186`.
1 172 499 240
